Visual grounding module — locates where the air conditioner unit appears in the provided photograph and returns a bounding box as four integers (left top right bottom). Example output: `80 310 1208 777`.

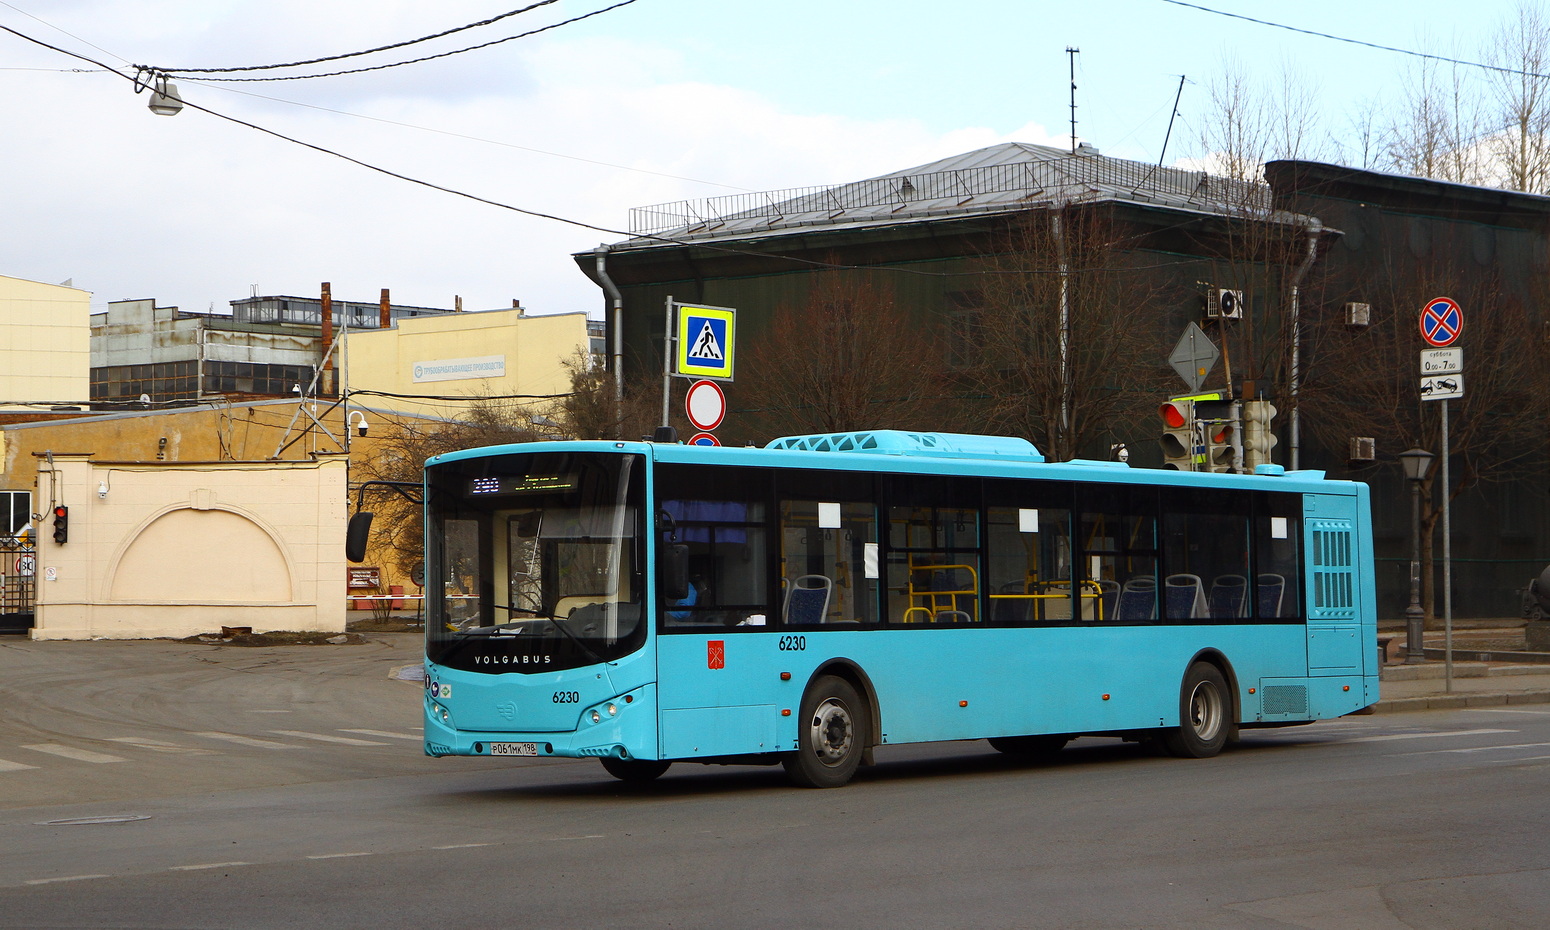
1349 437 1376 463
1208 288 1244 319
1346 302 1372 329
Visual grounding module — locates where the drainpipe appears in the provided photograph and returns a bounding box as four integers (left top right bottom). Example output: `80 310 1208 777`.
1287 217 1323 471
594 245 626 433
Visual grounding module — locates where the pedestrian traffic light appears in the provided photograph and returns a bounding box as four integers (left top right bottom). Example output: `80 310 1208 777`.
1242 400 1279 469
52 504 68 544
1159 399 1195 470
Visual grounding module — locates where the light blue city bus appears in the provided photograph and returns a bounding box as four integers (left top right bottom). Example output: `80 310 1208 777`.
411 430 1376 788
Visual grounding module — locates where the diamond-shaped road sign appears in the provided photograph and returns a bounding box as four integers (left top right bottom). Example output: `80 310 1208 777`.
1169 322 1220 393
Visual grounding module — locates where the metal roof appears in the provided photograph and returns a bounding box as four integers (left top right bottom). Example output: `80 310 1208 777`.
620 142 1280 248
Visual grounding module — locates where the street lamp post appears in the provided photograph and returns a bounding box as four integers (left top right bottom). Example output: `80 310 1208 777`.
1399 448 1436 664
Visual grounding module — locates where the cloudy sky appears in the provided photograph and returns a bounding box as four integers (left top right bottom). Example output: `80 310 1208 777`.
0 0 1533 318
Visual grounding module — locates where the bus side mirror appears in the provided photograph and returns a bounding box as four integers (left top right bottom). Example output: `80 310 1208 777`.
662 543 690 600
346 512 374 563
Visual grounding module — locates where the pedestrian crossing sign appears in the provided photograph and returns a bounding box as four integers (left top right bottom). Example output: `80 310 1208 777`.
675 303 736 380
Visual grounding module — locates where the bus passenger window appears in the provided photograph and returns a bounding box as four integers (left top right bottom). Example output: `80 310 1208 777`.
780 500 878 625
1161 488 1251 621
887 503 980 624
1079 488 1158 623
986 506 1072 624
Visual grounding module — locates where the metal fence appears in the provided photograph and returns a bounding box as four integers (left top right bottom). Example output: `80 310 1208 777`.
0 537 36 633
629 155 1272 237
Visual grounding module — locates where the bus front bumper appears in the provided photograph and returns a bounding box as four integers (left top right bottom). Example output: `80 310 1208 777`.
423 686 659 761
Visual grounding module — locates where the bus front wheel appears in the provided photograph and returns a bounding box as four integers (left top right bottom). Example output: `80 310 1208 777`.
783 676 868 788
1161 662 1230 758
600 757 671 783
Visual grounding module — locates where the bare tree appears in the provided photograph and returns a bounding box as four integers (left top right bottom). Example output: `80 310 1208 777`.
959 206 1174 462
1382 46 1490 184
737 271 948 440
351 397 547 578
554 349 660 441
1300 257 1550 614
1484 0 1550 192
1196 58 1331 181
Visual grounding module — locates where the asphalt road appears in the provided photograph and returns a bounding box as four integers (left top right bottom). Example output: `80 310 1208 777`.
2 636 1548 929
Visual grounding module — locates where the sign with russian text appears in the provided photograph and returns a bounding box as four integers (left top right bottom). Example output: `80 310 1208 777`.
412 355 506 383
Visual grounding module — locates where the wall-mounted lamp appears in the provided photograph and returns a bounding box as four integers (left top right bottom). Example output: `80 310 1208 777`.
348 411 369 437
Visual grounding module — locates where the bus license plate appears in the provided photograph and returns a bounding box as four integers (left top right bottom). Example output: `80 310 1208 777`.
489 742 539 756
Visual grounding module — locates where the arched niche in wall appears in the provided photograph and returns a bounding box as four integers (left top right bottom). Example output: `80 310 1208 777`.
108 505 294 603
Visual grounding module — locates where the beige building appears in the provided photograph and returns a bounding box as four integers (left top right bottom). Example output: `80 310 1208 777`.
0 273 91 411
345 308 588 420
1 400 452 636
29 453 347 640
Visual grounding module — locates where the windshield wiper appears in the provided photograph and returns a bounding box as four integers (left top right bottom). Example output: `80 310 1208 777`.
484 603 607 664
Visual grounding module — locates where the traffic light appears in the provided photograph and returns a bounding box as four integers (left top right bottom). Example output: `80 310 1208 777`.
1207 420 1236 473
1242 400 1279 470
1196 400 1236 473
1159 400 1196 470
52 505 68 544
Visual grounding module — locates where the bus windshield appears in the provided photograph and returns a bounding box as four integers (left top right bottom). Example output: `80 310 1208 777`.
425 450 646 672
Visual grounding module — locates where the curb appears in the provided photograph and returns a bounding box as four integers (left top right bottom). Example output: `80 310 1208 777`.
1372 690 1550 713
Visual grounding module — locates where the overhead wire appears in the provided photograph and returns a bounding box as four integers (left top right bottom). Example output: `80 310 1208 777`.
2 20 1361 283
154 0 562 74
155 0 643 83
1159 0 1550 81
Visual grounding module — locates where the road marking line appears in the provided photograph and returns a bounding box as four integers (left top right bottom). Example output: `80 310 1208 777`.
1346 728 1514 743
1476 708 1550 716
248 710 292 714
340 728 420 740
25 875 110 885
0 758 40 772
105 737 218 755
21 744 127 764
307 852 373 859
1408 741 1550 756
432 843 493 850
270 730 387 746
170 862 251 871
191 731 301 749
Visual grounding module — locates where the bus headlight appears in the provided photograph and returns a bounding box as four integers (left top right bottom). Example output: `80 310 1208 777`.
607 703 618 717
590 709 602 724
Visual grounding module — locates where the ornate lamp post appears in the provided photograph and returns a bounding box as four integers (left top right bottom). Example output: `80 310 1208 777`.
1398 448 1436 663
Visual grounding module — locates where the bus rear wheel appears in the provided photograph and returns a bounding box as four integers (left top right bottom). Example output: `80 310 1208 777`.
600 757 671 783
988 735 1069 756
783 676 868 788
1161 662 1230 758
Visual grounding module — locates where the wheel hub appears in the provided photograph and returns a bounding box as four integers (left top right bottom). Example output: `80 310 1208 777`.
809 698 853 764
1188 681 1223 741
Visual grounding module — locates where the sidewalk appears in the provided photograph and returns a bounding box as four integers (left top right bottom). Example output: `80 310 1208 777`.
1373 620 1550 713
1375 660 1550 713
